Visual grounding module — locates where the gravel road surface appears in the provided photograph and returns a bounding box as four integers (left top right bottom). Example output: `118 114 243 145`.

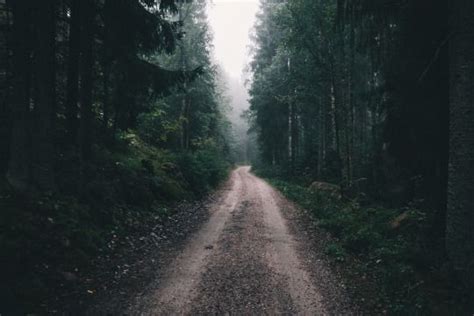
125 167 353 315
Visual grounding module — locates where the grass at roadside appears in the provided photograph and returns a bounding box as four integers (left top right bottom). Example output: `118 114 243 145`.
266 178 471 315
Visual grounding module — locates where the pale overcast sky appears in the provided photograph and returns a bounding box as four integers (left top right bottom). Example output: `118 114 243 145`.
207 0 259 78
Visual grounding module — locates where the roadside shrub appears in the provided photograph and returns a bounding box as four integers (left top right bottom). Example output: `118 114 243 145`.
136 102 181 147
266 178 456 314
324 243 347 262
0 130 231 313
176 146 230 195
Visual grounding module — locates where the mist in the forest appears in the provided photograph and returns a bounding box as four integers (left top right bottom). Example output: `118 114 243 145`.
2 0 474 313
226 74 256 163
208 0 258 163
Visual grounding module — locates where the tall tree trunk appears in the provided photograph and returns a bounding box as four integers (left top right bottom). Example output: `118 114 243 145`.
446 0 474 288
335 16 349 186
102 60 110 130
178 5 189 151
317 96 325 178
31 0 56 191
0 1 12 176
330 67 343 183
66 0 80 145
288 102 293 172
185 97 191 150
6 0 31 190
290 101 299 174
347 6 356 184
79 0 94 163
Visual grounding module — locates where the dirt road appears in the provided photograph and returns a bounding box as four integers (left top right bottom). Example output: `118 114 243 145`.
127 167 352 315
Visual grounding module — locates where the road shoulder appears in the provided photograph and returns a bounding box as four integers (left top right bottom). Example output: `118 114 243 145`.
266 178 359 315
83 176 236 315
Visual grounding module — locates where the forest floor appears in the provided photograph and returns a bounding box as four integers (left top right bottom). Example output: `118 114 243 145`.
88 166 356 315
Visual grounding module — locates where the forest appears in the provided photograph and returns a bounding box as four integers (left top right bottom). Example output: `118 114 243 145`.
0 0 473 314
248 0 474 313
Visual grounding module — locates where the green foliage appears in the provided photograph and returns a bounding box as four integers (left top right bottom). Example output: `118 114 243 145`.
0 0 235 313
0 129 230 313
324 243 347 262
268 178 466 314
248 0 449 210
176 145 231 195
137 102 182 146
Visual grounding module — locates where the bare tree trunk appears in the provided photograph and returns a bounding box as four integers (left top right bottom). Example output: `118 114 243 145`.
291 102 299 174
6 0 31 190
0 1 12 175
446 0 474 289
184 96 191 150
178 5 189 151
31 0 56 191
330 70 343 183
288 102 293 172
102 60 110 129
347 6 356 184
79 0 94 162
330 82 338 152
66 0 80 145
317 95 325 178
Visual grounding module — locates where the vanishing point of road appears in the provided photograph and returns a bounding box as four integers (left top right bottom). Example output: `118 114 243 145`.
121 167 353 315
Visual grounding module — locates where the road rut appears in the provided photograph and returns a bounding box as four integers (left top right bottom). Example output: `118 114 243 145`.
128 166 352 315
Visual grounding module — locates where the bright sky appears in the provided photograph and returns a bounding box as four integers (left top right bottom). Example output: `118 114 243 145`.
207 0 259 78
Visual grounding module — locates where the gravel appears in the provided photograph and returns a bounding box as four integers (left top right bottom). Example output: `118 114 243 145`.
88 167 357 315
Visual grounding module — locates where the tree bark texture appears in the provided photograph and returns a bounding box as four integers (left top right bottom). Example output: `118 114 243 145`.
6 0 31 191
446 0 474 288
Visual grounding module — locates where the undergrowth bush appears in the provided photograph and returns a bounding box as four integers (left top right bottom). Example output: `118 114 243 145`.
176 145 231 195
0 131 231 314
267 178 467 314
